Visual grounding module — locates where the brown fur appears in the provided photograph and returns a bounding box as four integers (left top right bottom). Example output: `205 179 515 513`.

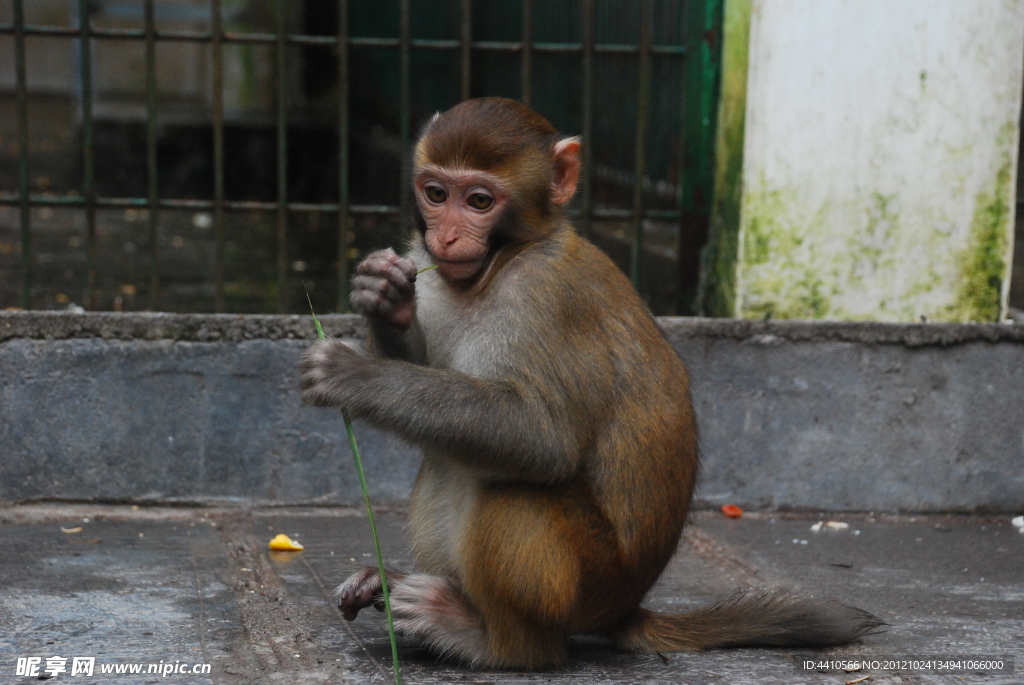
415 97 564 240
301 98 883 670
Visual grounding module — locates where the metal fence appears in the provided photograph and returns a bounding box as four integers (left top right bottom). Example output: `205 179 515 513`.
0 0 722 315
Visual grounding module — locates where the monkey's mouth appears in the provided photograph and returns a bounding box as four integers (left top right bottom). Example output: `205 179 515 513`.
434 257 481 266
430 254 487 280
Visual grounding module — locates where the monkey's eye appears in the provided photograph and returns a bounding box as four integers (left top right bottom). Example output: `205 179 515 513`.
424 186 447 203
467 193 494 210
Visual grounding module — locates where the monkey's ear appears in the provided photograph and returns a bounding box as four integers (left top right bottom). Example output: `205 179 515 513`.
551 137 581 205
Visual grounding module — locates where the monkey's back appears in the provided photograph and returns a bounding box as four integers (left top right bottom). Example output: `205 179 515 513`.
545 228 699 582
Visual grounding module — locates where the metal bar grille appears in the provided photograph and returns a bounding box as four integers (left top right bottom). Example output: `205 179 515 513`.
14 0 29 310
145 0 160 309
0 24 688 54
580 0 594 240
211 0 225 313
0 194 682 218
336 0 351 313
399 0 412 224
276 0 289 314
78 0 97 310
1 2 720 314
460 0 472 102
521 0 533 106
630 0 654 286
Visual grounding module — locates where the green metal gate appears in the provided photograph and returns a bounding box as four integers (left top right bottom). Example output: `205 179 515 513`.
0 0 722 315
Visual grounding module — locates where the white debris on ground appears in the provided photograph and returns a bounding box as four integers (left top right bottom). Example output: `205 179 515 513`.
810 520 850 532
1012 515 1024 532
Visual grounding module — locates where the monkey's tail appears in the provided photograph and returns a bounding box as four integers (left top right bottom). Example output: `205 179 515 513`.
614 589 886 652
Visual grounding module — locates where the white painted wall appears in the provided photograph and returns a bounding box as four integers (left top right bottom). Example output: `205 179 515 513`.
736 0 1024 321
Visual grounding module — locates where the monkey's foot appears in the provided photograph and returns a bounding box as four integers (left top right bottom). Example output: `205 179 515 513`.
390 574 488 664
332 566 407 621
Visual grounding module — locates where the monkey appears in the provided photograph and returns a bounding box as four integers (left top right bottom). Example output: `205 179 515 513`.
299 97 882 670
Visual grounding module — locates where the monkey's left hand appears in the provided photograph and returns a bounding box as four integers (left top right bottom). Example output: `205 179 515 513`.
299 338 374 409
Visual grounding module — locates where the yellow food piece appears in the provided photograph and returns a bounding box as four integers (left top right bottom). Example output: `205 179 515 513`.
268 534 304 551
61 526 83 533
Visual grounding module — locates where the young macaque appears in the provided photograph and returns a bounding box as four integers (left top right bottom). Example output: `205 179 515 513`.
300 97 881 669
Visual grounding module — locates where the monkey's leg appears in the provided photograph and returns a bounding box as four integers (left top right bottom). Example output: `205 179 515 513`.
333 566 408 621
394 485 626 669
381 486 578 669
453 486 593 670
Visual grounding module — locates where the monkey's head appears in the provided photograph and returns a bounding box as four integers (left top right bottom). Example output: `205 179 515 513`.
412 97 580 283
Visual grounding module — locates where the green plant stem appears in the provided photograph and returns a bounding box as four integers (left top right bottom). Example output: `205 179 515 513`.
343 413 402 685
303 283 402 685
416 264 438 274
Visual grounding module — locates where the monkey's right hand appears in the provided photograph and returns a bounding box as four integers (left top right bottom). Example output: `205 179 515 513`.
350 249 417 331
332 566 408 621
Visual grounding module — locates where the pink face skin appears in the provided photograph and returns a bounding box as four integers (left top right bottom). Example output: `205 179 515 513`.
414 165 509 282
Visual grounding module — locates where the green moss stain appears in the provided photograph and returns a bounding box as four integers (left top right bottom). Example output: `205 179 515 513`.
737 184 835 320
742 188 794 268
946 127 1014 322
846 193 898 289
698 0 752 317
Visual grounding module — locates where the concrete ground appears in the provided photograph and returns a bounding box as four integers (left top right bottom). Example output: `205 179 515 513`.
1 505 1020 685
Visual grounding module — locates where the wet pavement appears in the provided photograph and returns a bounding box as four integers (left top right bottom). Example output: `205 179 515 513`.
1 505 1021 684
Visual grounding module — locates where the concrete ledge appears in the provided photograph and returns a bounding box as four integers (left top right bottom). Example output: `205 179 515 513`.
4 310 1024 346
2 312 1023 513
0 311 366 343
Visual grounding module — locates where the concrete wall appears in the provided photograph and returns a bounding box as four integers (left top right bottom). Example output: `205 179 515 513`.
707 0 1024 322
2 312 1023 513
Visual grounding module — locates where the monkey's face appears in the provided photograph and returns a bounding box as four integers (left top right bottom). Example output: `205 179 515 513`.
414 164 509 282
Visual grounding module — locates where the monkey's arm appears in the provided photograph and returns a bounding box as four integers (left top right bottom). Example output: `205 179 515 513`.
300 339 581 482
365 319 428 364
